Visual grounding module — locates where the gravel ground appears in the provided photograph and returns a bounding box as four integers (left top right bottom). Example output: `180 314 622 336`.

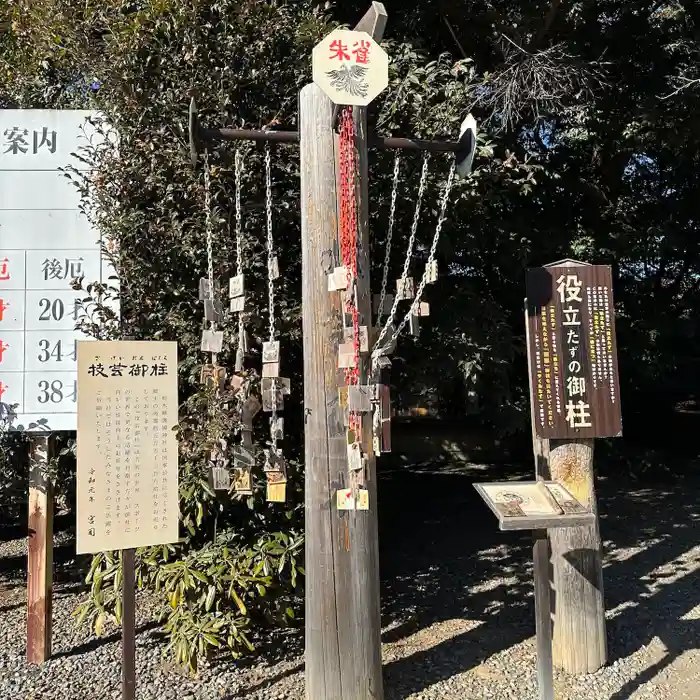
2 464 700 700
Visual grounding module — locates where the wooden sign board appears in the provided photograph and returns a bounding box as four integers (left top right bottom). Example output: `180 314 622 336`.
473 480 594 531
76 340 179 554
312 29 389 107
0 109 118 432
525 262 622 439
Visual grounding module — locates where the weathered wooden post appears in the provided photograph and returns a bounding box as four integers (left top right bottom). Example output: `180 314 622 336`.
27 434 53 664
187 6 474 694
525 259 621 673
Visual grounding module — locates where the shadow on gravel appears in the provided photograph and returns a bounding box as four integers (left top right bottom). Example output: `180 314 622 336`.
52 620 161 659
0 540 89 585
376 448 700 699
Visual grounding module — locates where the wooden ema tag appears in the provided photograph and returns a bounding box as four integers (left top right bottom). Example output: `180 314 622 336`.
378 384 392 453
396 277 415 300
201 330 224 353
269 256 280 280
230 373 245 394
271 416 284 441
335 489 370 510
344 326 369 353
348 385 372 413
198 277 216 300
263 448 286 476
347 441 363 471
338 342 355 369
229 274 245 298
409 313 420 337
415 301 430 317
204 299 223 323
200 365 227 392
336 489 355 510
262 340 280 364
266 472 287 502
232 444 256 468
262 361 280 378
210 466 230 492
230 295 246 313
426 260 438 284
357 489 369 510
327 266 349 291
232 467 252 495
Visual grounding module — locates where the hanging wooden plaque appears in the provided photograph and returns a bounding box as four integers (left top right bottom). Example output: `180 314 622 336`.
201 330 224 353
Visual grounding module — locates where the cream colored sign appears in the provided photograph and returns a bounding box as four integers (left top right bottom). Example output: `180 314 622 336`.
312 30 389 106
76 340 179 554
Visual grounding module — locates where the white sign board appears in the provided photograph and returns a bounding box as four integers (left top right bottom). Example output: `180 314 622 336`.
0 109 115 432
76 340 179 553
312 30 389 106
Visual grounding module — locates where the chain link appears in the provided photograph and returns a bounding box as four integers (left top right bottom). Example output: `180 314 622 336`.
376 152 401 326
373 151 430 360
203 149 215 330
265 144 275 343
264 144 280 451
372 158 457 369
234 149 245 364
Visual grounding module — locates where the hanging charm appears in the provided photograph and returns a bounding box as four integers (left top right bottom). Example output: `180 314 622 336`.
426 259 438 284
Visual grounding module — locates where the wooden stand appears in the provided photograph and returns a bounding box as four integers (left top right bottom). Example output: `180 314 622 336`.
474 480 596 700
122 548 136 700
27 434 53 665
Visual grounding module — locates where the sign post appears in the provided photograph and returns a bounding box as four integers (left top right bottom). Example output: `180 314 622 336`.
473 480 595 700
524 258 622 674
0 108 112 664
76 340 179 700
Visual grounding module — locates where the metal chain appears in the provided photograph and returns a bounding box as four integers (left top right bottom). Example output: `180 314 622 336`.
234 149 243 277
376 152 402 326
265 144 275 343
372 152 431 359
234 149 245 363
203 148 215 330
264 144 280 452
372 158 457 369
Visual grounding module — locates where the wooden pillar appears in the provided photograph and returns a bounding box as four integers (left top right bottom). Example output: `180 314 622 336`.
27 434 53 664
547 439 607 673
526 301 606 674
300 78 384 699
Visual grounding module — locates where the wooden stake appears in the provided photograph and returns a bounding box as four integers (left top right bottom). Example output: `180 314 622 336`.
300 4 386 686
27 434 53 665
533 530 554 700
122 548 136 700
525 300 607 674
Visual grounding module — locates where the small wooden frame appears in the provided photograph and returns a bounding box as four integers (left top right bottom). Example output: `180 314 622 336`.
473 480 594 531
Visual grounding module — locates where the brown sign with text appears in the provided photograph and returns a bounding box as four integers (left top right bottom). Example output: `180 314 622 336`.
526 262 622 439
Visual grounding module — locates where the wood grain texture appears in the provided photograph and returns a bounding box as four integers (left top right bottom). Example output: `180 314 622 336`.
547 439 607 673
300 82 344 700
27 435 53 665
